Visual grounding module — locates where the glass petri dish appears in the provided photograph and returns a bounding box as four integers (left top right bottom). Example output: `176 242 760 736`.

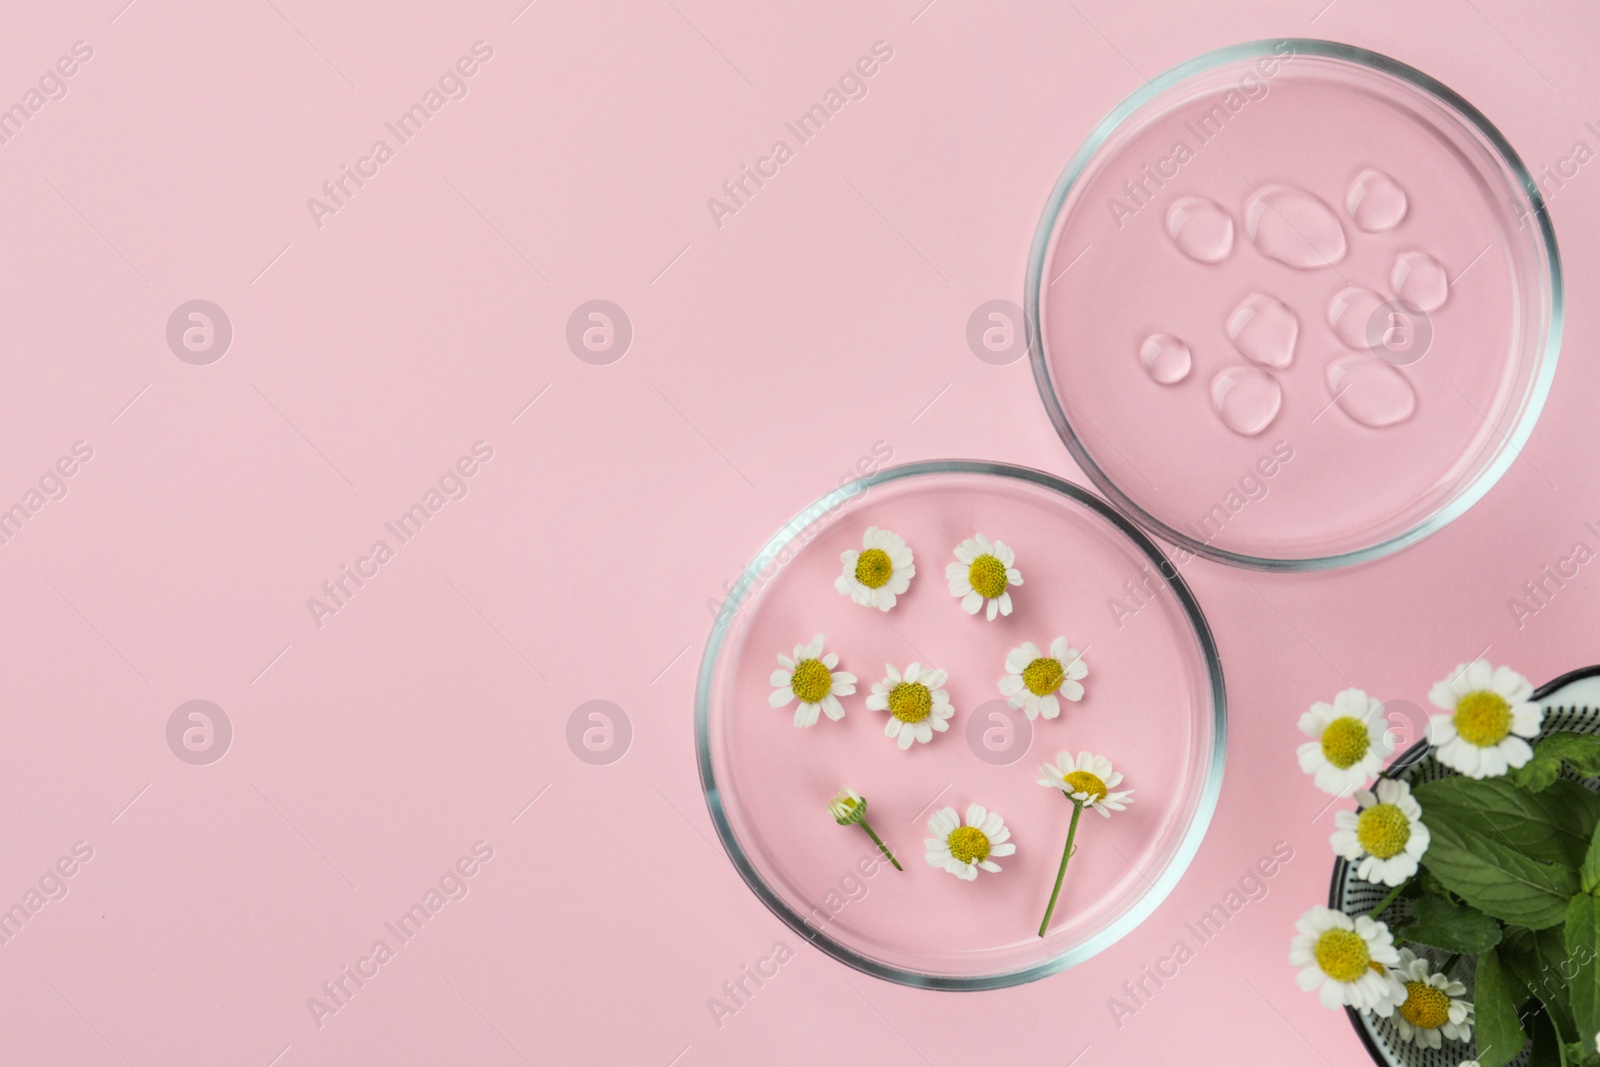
1026 39 1561 570
695 461 1225 989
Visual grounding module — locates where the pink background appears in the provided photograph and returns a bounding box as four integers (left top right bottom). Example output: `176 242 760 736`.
0 1 1595 1064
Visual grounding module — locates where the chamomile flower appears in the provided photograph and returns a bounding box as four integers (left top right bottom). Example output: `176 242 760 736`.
1000 637 1088 720
924 804 1014 880
945 534 1022 621
769 634 856 728
1036 751 1133 817
1331 778 1431 887
1036 751 1131 934
1390 949 1473 1049
1298 688 1393 796
827 790 903 871
1289 906 1406 1014
865 662 954 749
834 526 915 611
1427 660 1543 779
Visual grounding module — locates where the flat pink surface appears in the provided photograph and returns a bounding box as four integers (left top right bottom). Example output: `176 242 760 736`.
1 2 1596 1065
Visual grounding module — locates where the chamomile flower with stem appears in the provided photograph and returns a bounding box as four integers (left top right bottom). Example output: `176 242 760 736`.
1035 751 1133 936
1427 660 1543 779
834 526 915 611
1288 905 1406 1014
828 790 902 871
924 804 1014 881
1330 778 1430 887
1391 948 1473 1049
1000 637 1088 720
946 534 1022 621
769 634 856 728
865 662 954 749
1297 688 1393 796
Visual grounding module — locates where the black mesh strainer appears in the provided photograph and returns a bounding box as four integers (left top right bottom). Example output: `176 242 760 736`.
1328 665 1600 1067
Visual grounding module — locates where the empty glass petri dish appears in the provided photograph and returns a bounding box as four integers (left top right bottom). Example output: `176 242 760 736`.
1026 39 1561 570
695 461 1225 989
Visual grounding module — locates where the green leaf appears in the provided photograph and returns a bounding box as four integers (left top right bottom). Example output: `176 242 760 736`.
1503 925 1579 1042
1396 894 1503 953
1517 756 1567 793
1416 776 1599 868
1569 893 1600 1041
1475 949 1529 1067
1421 816 1580 928
1514 733 1600 793
1584 820 1600 894
1541 733 1600 775
1567 1042 1600 1067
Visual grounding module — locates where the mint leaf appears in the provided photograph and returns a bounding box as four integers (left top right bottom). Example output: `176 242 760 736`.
1416 776 1599 868
1475 949 1528 1067
1539 733 1600 776
1566 1042 1600 1067
1516 756 1566 793
1421 816 1579 928
1395 894 1503 953
1515 734 1600 793
1503 925 1578 1042
1585 820 1600 894
1569 894 1600 1041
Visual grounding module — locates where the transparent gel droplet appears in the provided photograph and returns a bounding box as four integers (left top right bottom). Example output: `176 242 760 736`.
1210 366 1282 436
1325 355 1417 428
1166 197 1234 264
1244 184 1347 270
1346 169 1408 232
1139 333 1192 384
1226 293 1299 368
1327 287 1386 349
1391 251 1449 311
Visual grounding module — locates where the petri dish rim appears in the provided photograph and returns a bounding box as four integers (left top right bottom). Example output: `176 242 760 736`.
1024 37 1563 572
693 459 1228 990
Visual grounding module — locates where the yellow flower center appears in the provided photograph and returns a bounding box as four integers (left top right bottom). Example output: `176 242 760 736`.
855 548 893 589
947 826 991 864
1399 981 1451 1029
887 682 932 723
1320 716 1371 769
1356 803 1412 859
1314 928 1371 983
968 554 1008 599
1063 770 1108 802
791 659 833 704
1022 657 1064 696
1454 691 1513 748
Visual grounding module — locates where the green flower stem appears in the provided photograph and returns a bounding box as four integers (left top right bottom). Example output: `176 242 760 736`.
1366 878 1410 919
1039 799 1085 938
860 819 903 871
